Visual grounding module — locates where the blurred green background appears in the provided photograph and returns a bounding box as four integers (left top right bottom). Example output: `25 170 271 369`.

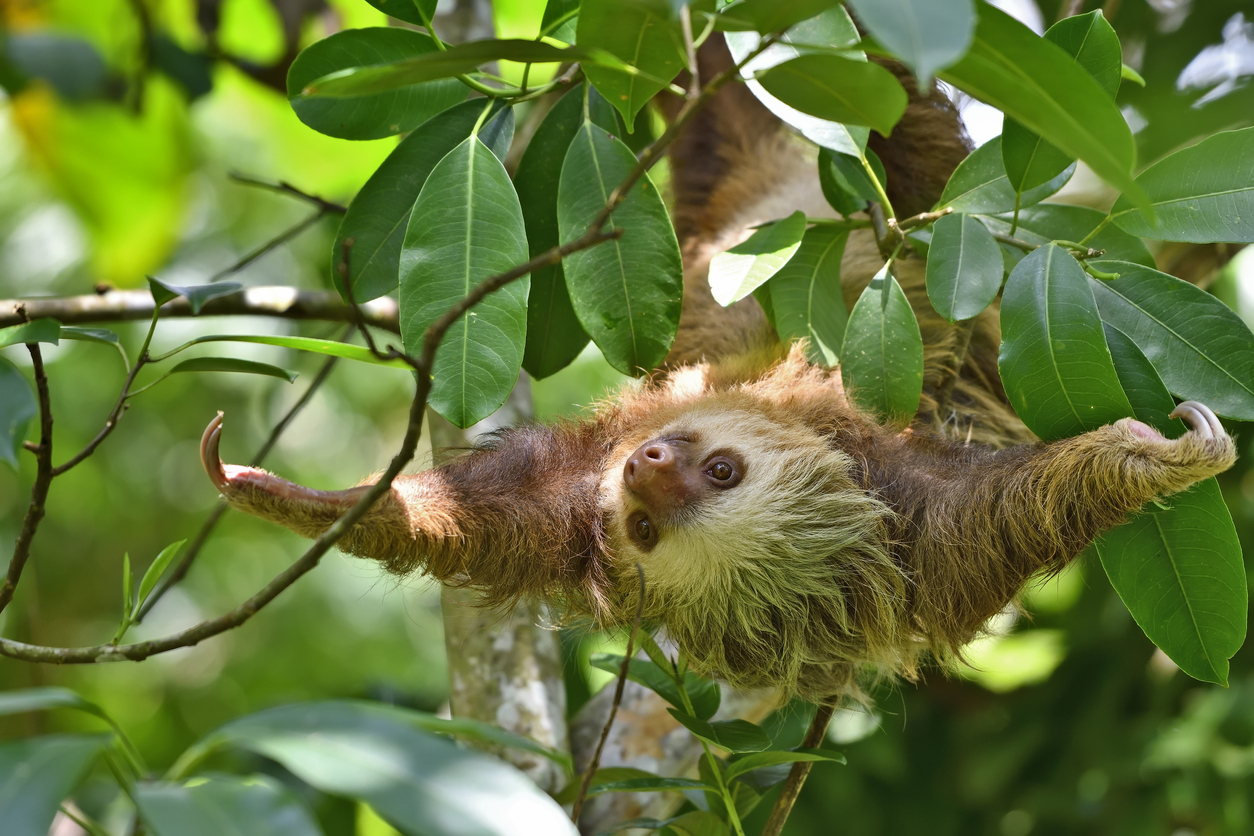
1 1 1252 834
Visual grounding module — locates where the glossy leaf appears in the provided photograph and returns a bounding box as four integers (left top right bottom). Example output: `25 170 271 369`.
925 212 1003 322
732 0 840 33
724 748 845 781
186 701 577 836
0 687 113 724
590 653 721 720
516 87 616 379
817 149 865 215
1103 324 1186 436
400 136 530 427
1088 262 1254 420
168 357 297 384
552 767 660 804
585 776 715 796
939 3 1143 206
846 0 975 83
162 335 409 368
148 278 244 314
839 266 924 425
540 0 580 42
1002 10 1121 193
709 211 808 305
978 204 1154 268
0 355 36 469
756 54 907 136
0 318 59 348
287 28 466 139
577 0 685 124
404 714 573 773
136 775 322 836
998 244 1132 441
60 326 119 344
362 0 437 27
558 122 682 374
767 226 849 365
939 136 1074 214
821 148 888 205
1110 127 1254 243
333 99 512 303
0 735 107 836
136 539 186 612
668 709 773 753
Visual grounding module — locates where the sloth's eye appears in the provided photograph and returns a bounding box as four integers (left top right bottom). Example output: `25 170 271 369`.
709 461 733 481
705 457 742 488
628 511 656 550
635 516 652 540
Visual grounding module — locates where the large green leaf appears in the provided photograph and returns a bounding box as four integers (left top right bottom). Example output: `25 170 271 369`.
333 99 513 303
938 136 1074 214
157 335 410 368
540 0 580 42
166 357 297 384
557 122 682 375
939 3 1143 206
755 54 907 136
1094 327 1246 685
0 734 108 836
400 136 530 428
730 0 840 33
819 148 887 205
0 687 113 723
839 266 924 424
0 318 59 348
589 653 721 721
286 28 466 140
362 0 437 27
925 211 1003 323
184 701 577 836
136 775 322 836
577 0 685 124
767 227 849 366
1110 127 1254 243
1001 10 1121 193
724 9 868 156
724 748 845 781
667 710 772 753
0 355 36 469
516 86 616 379
846 0 975 83
998 244 1133 441
977 204 1154 268
1088 262 1254 420
709 211 807 305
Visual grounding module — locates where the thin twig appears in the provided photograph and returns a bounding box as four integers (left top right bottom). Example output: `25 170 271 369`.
228 173 348 215
571 564 646 823
51 360 145 477
992 232 1035 253
760 702 836 836
680 5 699 98
0 344 54 615
338 240 414 368
208 211 326 283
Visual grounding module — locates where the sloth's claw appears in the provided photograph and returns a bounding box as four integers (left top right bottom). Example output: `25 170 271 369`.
1169 400 1223 440
201 412 228 491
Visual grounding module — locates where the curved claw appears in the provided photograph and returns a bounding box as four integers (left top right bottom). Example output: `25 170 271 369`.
201 412 228 491
1169 400 1223 440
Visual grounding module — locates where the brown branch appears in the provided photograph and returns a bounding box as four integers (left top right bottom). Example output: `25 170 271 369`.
571 564 646 824
228 173 348 215
208 212 328 283
0 288 400 332
760 702 836 836
0 344 54 614
51 358 146 477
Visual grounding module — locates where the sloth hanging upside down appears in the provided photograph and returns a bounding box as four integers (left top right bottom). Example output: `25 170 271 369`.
200 46 1236 701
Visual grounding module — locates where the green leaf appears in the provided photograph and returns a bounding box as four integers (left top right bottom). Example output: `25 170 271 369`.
977 204 1154 268
60 326 119 344
540 0 580 42
997 244 1132 441
0 735 108 836
925 212 1003 322
1110 127 1254 243
1002 10 1121 193
0 687 112 723
286 28 466 139
709 211 808 305
939 3 1143 207
136 539 186 612
756 54 907 136
819 148 888 205
184 701 577 835
846 0 975 83
0 355 36 469
558 122 682 375
577 0 685 124
589 653 721 720
817 150 865 216
724 9 868 155
1121 63 1145 86
939 136 1074 214
839 266 924 424
1088 262 1254 420
724 748 844 781
407 713 573 773
333 99 512 303
362 0 437 27
766 226 849 365
0 318 59 348
584 776 715 796
516 86 616 379
551 767 660 804
167 357 298 384
136 775 324 836
732 0 840 33
122 552 134 613
667 810 733 836
400 136 530 428
148 278 244 315
1103 323 1186 437
667 710 773 753
160 335 410 368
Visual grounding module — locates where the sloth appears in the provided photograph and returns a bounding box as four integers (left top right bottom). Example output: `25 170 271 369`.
200 45 1236 701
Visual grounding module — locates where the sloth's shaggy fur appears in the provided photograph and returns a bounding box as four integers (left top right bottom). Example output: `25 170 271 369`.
203 38 1238 701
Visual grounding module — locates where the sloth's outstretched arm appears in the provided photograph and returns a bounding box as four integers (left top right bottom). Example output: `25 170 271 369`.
879 402 1237 641
200 414 610 610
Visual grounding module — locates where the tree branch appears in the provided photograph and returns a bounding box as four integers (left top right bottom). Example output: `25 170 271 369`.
760 702 836 836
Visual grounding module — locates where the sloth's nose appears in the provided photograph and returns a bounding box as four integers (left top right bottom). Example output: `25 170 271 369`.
623 442 674 488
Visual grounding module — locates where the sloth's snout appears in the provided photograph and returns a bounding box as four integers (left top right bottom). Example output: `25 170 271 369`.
624 439 698 515
624 442 675 487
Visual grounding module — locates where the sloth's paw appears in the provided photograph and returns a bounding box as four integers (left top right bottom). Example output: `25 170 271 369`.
1111 401 1237 491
